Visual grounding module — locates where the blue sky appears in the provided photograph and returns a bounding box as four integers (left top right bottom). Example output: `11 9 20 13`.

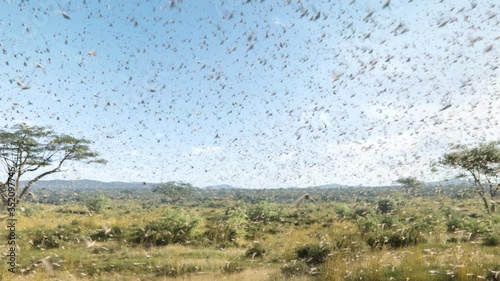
0 0 499 188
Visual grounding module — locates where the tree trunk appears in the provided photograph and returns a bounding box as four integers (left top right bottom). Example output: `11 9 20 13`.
1 182 16 209
480 195 491 214
1 195 8 209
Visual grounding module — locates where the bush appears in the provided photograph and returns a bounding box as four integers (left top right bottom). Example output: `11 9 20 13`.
220 261 244 274
287 210 316 226
355 215 380 234
353 207 373 218
387 226 426 248
245 243 267 258
130 210 199 246
366 225 426 249
203 206 249 246
31 224 81 249
330 236 364 253
418 215 439 231
246 201 285 223
380 214 397 229
294 243 331 265
446 216 463 232
334 204 352 217
90 226 123 241
84 195 109 213
32 229 61 249
377 199 396 214
446 215 489 239
366 234 386 250
482 233 500 246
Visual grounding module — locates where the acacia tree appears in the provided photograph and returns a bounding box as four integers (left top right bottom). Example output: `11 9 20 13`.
441 141 500 214
152 181 198 203
395 176 423 194
0 124 106 206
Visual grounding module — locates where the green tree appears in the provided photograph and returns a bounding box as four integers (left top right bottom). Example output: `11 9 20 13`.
84 195 109 213
395 176 423 194
152 181 198 203
377 198 396 214
441 141 500 214
0 124 106 206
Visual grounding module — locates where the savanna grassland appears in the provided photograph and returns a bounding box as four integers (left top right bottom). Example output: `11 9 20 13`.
1 185 499 281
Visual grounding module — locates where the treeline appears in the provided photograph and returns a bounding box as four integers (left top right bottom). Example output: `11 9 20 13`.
26 183 474 205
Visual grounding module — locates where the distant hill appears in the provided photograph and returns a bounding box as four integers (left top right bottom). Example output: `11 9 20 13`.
24 180 237 190
25 179 153 190
16 178 473 191
423 178 472 187
310 183 346 189
203 184 235 190
309 179 472 189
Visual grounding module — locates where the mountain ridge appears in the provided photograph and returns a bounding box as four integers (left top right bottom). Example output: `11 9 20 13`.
19 178 473 190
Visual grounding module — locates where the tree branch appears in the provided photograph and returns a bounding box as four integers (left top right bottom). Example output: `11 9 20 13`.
18 150 73 199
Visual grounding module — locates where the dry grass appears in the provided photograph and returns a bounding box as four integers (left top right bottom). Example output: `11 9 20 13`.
1 196 498 281
321 242 500 281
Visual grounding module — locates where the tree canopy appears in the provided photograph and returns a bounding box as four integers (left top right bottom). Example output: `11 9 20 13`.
0 123 106 206
395 177 423 189
152 181 198 203
441 141 500 213
394 176 424 196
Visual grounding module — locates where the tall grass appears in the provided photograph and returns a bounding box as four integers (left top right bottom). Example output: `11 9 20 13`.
2 195 498 281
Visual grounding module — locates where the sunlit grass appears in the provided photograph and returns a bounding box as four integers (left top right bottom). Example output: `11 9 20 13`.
1 196 498 280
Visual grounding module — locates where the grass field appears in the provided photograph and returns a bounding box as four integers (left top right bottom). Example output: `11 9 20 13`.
1 187 499 280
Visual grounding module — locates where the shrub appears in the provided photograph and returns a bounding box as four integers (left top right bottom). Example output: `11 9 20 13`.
366 234 386 250
377 199 396 214
245 243 267 258
84 195 109 213
31 224 81 249
366 225 426 249
203 206 249 246
355 215 380 234
246 201 285 223
90 226 123 241
203 221 239 247
220 261 244 274
32 229 61 249
353 207 373 218
287 210 316 226
446 215 489 239
130 210 199 246
441 206 458 218
294 243 331 265
334 204 352 217
226 206 250 238
418 215 439 231
330 236 364 253
387 226 426 248
482 233 500 246
446 216 464 232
